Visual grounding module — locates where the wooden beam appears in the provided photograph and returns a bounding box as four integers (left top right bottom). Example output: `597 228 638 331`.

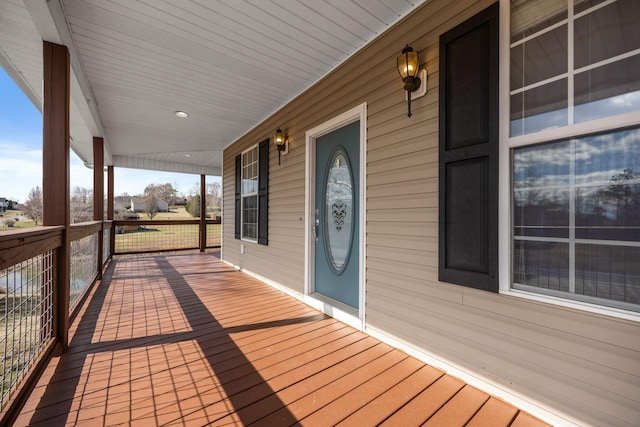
107 166 114 220
42 41 70 352
69 221 103 242
93 138 104 220
200 174 206 252
0 227 64 271
107 166 114 256
93 137 104 277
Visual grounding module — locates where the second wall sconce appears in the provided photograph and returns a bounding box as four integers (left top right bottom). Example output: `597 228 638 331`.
397 44 427 117
274 128 289 165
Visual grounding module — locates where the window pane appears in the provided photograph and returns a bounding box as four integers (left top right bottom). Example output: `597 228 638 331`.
511 25 567 90
574 0 640 69
575 128 640 241
242 195 258 240
514 141 570 237
241 147 259 195
575 0 608 14
511 79 568 137
513 128 640 311
513 240 570 291
576 244 640 304
511 0 567 43
574 55 640 123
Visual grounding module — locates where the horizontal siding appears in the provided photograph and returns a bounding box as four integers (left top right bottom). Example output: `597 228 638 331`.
223 0 640 425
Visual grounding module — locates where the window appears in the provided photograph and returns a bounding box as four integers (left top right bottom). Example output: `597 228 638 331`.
509 0 640 313
241 145 259 241
235 139 268 244
510 0 640 136
513 128 640 311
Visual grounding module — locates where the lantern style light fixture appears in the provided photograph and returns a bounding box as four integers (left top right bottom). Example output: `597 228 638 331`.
274 128 289 165
397 44 422 117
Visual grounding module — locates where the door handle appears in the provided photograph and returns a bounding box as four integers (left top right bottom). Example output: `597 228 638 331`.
313 218 320 242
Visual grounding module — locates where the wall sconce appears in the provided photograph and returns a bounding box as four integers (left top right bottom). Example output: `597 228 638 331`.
397 44 426 117
274 128 289 165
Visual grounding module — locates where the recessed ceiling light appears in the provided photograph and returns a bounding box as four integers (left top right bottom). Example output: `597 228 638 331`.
175 111 189 118
184 154 192 157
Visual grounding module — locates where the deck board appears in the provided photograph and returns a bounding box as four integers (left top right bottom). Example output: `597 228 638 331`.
15 253 550 426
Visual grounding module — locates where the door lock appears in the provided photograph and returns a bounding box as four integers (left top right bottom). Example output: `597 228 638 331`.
313 218 320 242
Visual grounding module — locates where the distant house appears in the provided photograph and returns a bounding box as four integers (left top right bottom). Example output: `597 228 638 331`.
130 195 168 213
0 198 6 213
113 195 131 212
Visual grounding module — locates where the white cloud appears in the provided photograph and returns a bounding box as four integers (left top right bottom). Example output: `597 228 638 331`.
0 140 43 202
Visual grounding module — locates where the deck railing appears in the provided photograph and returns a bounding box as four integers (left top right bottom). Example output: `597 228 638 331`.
69 222 102 314
102 223 112 264
113 219 221 255
0 227 62 412
0 218 219 423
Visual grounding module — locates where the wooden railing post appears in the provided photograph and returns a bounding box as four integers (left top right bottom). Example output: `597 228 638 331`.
93 137 104 277
107 166 115 256
43 41 70 352
200 174 206 252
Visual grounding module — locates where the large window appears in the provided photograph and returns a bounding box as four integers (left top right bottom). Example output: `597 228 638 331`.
241 145 259 241
509 0 640 313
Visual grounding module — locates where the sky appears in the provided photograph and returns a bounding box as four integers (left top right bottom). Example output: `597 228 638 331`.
0 67 218 204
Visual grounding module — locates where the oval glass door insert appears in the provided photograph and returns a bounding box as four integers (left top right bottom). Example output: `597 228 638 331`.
324 148 354 273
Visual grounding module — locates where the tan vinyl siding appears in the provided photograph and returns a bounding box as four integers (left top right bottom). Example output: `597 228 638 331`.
223 0 640 425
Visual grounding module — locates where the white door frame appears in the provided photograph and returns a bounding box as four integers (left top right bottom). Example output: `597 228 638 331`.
304 103 367 330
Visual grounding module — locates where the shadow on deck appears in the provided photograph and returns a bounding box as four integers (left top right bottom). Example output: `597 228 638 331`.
16 253 548 426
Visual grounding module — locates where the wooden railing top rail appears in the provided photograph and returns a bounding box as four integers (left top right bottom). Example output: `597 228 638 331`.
69 221 103 242
113 219 221 226
0 226 64 271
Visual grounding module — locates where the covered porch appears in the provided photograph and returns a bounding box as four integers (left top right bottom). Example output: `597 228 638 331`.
2 0 639 425
15 252 545 426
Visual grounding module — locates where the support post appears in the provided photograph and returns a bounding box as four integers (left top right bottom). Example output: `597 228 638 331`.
200 174 206 252
93 137 104 276
107 166 114 256
43 41 70 352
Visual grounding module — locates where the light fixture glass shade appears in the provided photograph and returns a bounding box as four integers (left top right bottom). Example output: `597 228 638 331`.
274 129 285 147
397 46 419 79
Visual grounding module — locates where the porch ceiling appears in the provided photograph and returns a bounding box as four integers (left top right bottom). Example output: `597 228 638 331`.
1 0 425 176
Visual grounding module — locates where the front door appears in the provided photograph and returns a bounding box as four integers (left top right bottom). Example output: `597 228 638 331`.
313 120 360 308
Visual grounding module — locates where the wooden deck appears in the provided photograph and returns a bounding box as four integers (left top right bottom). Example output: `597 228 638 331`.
16 253 549 426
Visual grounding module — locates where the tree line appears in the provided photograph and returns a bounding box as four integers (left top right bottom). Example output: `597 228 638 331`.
18 181 221 225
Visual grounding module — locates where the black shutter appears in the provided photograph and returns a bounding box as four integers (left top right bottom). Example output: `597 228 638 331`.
257 139 269 245
438 3 499 292
234 154 241 239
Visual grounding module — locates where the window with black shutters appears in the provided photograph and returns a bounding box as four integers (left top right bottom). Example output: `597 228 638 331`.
235 139 268 245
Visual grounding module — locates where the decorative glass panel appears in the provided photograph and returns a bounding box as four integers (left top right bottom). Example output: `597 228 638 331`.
324 149 353 273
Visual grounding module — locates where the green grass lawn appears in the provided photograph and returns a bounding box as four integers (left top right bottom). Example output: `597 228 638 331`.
1 210 37 230
115 223 221 253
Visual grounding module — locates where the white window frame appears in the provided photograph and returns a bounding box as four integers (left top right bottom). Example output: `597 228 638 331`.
241 144 259 243
498 0 640 322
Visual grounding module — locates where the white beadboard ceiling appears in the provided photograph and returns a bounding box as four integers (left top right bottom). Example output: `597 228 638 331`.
1 0 425 175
